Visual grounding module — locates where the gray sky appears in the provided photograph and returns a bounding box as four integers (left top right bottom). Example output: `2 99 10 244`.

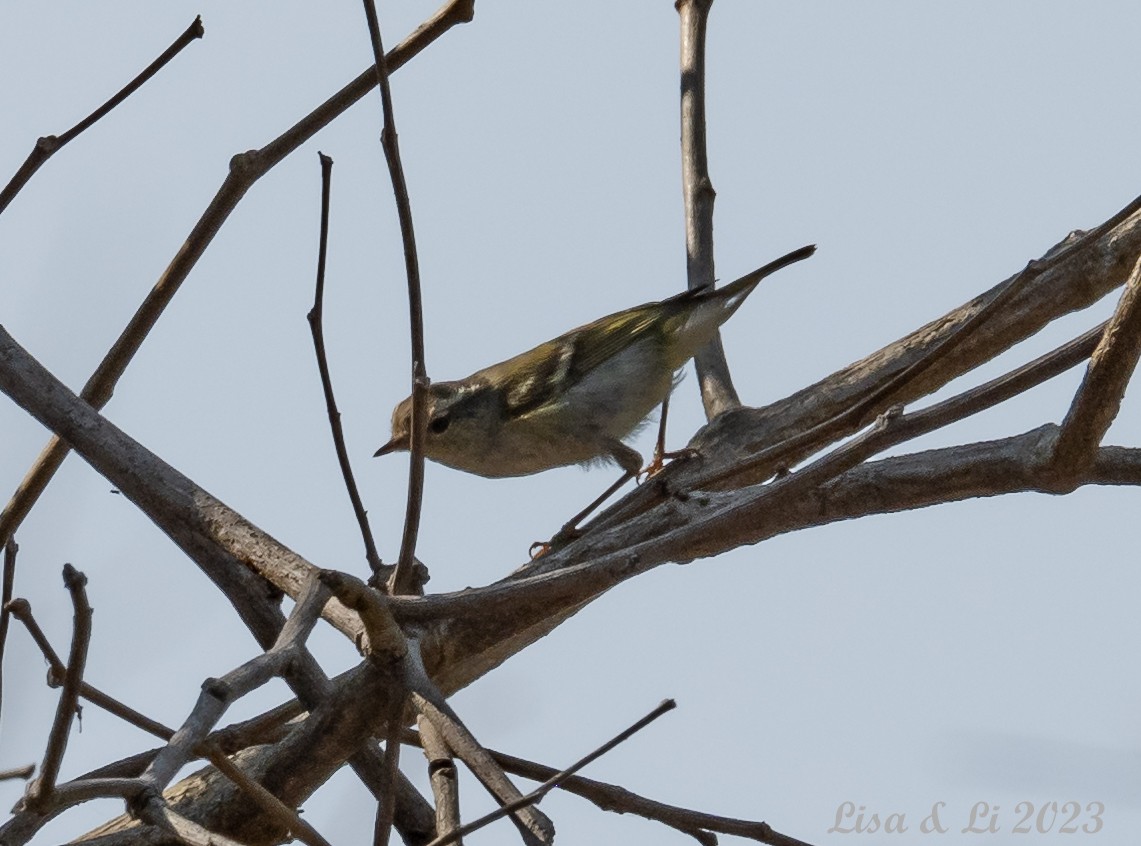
2 3 1139 844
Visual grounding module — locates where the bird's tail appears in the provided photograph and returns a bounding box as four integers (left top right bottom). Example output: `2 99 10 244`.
667 243 816 366
715 243 816 313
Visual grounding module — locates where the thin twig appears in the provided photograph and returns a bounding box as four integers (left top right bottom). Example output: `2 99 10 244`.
678 0 738 418
426 700 677 846
360 0 430 597
404 640 554 845
0 765 34 782
135 795 250 846
26 565 92 811
140 580 330 793
374 695 407 846
0 538 17 727
404 713 818 846
0 17 204 215
308 152 385 578
418 714 461 843
1051 254 1141 485
203 744 333 846
6 595 178 739
316 569 411 846
6 577 348 845
0 0 474 572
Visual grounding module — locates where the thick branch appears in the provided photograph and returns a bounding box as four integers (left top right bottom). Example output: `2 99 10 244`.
1050 254 1141 485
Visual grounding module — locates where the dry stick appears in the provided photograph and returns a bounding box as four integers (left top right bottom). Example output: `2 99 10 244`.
678 0 737 419
0 538 17 727
0 329 436 842
7 592 306 759
480 745 814 846
375 696 407 846
321 572 550 845
1051 254 1141 484
317 569 409 846
0 17 204 215
25 565 91 812
404 641 554 845
136 800 249 846
704 194 1141 491
0 0 474 564
663 320 1113 560
0 766 35 782
690 266 1064 495
2 703 312 846
360 0 429 598
5 598 176 740
203 744 333 846
425 699 677 846
124 579 336 846
307 152 385 577
73 699 301 781
418 715 462 844
142 575 330 792
405 727 817 846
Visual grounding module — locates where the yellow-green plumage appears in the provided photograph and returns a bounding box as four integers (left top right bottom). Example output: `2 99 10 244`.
376 245 814 477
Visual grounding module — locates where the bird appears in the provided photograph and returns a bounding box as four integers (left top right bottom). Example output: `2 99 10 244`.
375 244 815 547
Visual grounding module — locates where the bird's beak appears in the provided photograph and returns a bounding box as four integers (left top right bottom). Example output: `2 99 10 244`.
373 435 409 458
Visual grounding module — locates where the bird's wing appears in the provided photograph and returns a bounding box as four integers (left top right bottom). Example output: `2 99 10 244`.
488 304 665 417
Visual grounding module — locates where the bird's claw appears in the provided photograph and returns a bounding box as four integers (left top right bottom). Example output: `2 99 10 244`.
639 447 699 483
529 523 582 559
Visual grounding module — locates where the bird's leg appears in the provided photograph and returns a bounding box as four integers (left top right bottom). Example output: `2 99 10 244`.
641 395 672 479
530 471 635 558
530 441 642 559
640 395 698 480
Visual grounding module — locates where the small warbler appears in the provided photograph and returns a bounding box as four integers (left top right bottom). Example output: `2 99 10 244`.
375 244 815 482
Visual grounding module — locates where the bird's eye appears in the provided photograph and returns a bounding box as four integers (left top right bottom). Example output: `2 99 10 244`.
429 414 451 434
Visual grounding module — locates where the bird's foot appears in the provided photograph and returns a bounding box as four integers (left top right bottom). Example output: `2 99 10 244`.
529 523 582 559
639 447 700 483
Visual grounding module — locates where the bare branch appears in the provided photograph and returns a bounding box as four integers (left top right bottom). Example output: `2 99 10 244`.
25 565 92 812
319 570 405 661
0 0 476 572
0 323 354 645
678 0 737 417
569 198 1141 540
0 17 203 215
308 152 386 579
135 797 249 846
373 696 407 846
203 745 333 846
418 715 461 844
359 0 430 597
403 727 818 846
0 765 34 782
405 641 555 845
7 596 177 740
427 700 676 846
316 569 412 845
0 537 16 725
141 579 330 793
1051 254 1141 485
